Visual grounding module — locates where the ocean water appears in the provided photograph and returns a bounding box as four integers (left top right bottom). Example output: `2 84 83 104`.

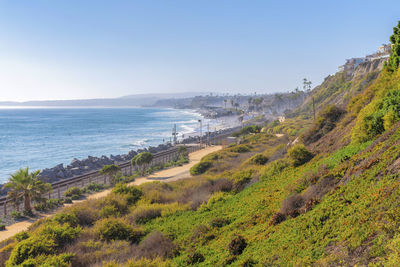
0 107 205 184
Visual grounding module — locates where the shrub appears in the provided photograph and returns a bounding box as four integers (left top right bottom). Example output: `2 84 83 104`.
186 251 205 265
229 144 251 153
99 205 119 218
209 217 230 228
37 221 81 247
112 183 143 205
228 235 247 255
83 182 105 193
191 224 215 245
11 211 24 219
269 212 286 226
190 161 212 175
94 218 143 243
129 206 162 224
136 231 177 259
52 212 79 227
14 231 29 241
0 224 5 231
280 194 304 217
261 159 290 179
249 153 269 165
302 105 345 144
69 203 99 226
232 170 253 192
7 237 57 266
17 253 74 267
101 193 129 214
34 198 63 211
232 125 261 136
64 197 73 204
64 186 82 199
7 222 80 266
288 144 313 167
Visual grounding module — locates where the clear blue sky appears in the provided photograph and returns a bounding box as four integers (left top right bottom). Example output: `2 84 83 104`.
0 0 399 101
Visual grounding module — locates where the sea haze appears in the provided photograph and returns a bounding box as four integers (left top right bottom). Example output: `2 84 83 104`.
0 107 204 184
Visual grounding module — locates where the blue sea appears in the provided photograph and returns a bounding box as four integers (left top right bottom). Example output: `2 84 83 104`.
0 107 205 184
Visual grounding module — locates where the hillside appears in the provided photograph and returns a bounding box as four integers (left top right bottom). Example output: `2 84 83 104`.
1 23 400 267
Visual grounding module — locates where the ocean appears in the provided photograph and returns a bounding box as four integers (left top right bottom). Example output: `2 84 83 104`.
0 107 207 184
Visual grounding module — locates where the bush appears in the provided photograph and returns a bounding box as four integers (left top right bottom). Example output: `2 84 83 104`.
52 212 79 227
191 224 215 245
94 218 143 243
269 212 286 226
0 224 5 231
302 105 345 144
249 153 269 165
83 182 105 193
209 217 230 228
16 253 74 267
129 206 162 224
280 194 304 217
64 197 73 204
232 125 261 136
112 183 143 205
11 211 24 219
100 205 120 218
15 231 29 241
34 198 63 211
7 236 57 266
229 144 251 153
186 251 205 265
69 203 99 226
136 231 177 259
190 161 212 175
64 186 82 199
101 193 129 214
228 235 247 255
288 144 313 167
261 159 290 179
7 222 80 266
232 170 253 192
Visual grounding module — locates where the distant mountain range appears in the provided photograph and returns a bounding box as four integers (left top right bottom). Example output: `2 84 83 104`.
0 92 211 107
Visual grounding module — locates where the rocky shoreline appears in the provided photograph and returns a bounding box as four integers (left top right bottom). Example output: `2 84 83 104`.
0 125 239 196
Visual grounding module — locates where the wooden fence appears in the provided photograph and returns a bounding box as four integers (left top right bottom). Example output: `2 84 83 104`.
0 145 201 216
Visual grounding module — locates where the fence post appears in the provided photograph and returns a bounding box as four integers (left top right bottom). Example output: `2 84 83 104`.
58 185 61 199
4 197 7 217
81 179 84 187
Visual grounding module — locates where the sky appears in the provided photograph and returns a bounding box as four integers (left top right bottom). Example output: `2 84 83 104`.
0 0 399 101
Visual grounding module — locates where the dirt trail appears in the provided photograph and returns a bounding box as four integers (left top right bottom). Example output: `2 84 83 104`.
0 145 222 242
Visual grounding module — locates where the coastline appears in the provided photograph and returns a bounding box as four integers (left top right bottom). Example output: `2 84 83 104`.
0 111 241 196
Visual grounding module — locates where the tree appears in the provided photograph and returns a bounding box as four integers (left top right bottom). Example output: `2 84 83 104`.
389 21 400 70
223 99 227 109
131 152 154 176
4 167 51 213
99 164 121 185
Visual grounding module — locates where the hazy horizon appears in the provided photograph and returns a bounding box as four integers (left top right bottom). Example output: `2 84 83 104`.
1 0 399 101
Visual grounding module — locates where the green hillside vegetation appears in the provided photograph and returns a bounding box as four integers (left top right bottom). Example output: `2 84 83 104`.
3 22 400 267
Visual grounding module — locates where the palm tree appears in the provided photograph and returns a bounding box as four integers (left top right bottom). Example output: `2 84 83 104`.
99 164 121 185
4 167 51 213
131 152 154 176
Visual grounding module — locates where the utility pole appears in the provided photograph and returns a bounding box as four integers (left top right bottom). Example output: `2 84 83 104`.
198 119 202 147
172 124 177 146
207 123 210 146
312 97 316 121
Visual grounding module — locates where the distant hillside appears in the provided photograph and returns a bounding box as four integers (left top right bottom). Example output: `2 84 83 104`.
0 92 211 107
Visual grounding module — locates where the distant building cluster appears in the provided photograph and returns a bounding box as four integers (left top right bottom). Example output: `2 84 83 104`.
338 44 392 74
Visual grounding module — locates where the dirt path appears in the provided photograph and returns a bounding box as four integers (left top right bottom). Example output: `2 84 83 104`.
0 145 222 242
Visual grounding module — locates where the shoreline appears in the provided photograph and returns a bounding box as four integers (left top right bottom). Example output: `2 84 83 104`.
0 111 240 196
